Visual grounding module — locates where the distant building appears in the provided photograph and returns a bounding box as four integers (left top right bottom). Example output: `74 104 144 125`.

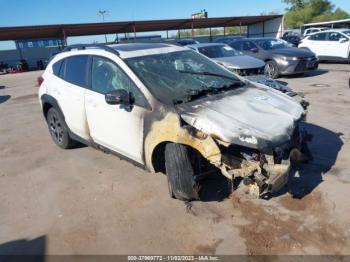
0 38 63 69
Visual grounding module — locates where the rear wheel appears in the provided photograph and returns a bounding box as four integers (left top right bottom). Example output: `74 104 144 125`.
264 60 279 79
165 143 200 201
46 107 77 149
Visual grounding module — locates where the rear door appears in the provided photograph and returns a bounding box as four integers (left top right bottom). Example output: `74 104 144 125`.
84 55 149 164
306 32 327 57
49 55 90 139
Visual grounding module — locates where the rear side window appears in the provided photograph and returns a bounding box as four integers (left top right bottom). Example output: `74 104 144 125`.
61 55 89 87
52 60 63 77
309 33 327 41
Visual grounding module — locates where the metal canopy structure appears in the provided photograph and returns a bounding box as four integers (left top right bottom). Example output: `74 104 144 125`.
303 18 350 29
0 15 282 41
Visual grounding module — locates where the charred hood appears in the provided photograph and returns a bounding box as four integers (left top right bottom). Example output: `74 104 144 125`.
177 84 305 150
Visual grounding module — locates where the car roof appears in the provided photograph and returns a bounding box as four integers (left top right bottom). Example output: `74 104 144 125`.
109 43 186 58
307 28 350 36
187 43 225 48
110 43 173 52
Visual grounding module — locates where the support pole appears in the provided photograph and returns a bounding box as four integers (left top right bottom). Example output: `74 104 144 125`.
166 30 169 39
239 21 242 36
178 29 181 39
263 21 265 37
15 41 24 60
209 27 212 42
224 26 226 36
133 24 137 40
191 20 194 38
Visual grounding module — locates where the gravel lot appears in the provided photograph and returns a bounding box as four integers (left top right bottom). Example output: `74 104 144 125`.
0 63 350 255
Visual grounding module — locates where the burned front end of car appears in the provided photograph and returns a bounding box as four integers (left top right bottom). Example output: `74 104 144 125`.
217 123 310 197
178 85 311 198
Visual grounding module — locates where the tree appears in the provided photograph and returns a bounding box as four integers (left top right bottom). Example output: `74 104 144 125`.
283 0 350 28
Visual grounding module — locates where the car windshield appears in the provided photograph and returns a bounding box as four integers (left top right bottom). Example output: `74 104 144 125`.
343 31 350 37
198 45 242 58
255 39 292 50
125 50 243 105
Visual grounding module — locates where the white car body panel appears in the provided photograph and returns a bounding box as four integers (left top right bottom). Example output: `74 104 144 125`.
300 30 350 59
42 49 152 163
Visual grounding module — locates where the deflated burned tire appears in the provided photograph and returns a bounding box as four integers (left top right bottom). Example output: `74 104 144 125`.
46 107 76 149
165 143 200 201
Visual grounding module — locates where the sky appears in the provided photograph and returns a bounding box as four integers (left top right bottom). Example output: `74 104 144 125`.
0 0 349 50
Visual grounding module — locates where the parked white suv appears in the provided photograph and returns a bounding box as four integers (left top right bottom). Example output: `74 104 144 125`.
299 29 350 60
39 43 310 201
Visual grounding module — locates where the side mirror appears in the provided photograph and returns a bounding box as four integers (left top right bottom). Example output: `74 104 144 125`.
339 38 348 43
105 89 131 106
251 48 259 53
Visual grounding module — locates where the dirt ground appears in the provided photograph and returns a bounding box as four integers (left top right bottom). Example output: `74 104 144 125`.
0 63 350 255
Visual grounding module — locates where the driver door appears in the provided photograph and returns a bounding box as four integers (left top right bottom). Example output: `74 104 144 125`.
85 55 149 164
326 32 349 58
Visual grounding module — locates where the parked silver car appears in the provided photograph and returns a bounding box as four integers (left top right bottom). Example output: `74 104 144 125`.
188 43 297 96
229 38 319 78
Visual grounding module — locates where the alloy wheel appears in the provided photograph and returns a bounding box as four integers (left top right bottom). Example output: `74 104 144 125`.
49 112 64 144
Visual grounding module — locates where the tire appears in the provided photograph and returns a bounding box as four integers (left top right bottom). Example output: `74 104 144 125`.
46 107 76 149
165 143 200 201
264 60 280 79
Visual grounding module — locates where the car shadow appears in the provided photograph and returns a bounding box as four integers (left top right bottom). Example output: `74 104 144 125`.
274 122 343 199
282 69 329 79
0 235 46 261
199 173 231 202
0 85 6 90
0 95 11 104
321 60 350 65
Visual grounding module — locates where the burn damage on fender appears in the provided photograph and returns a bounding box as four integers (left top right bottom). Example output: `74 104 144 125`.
143 83 311 198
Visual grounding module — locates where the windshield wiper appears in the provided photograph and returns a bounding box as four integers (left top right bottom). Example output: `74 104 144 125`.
178 70 241 82
174 81 245 105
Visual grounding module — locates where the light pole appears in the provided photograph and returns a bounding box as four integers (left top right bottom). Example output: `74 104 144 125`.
98 10 109 43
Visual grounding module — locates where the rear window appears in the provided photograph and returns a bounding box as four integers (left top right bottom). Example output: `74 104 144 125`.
61 55 89 87
52 60 63 77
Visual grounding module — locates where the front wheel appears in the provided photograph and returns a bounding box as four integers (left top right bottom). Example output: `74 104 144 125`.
165 143 200 201
264 60 280 79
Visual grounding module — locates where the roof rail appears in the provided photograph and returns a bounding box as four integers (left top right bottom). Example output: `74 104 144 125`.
62 44 120 56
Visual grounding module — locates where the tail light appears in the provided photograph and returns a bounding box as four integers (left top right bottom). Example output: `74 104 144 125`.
298 40 303 45
37 76 44 87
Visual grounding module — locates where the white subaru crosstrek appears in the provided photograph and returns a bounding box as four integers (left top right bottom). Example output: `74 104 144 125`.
299 29 350 60
38 43 310 201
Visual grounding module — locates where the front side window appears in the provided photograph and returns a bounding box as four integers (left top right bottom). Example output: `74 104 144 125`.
198 45 242 58
91 56 147 108
328 32 343 41
309 33 327 41
343 31 350 38
125 50 243 105
229 41 243 51
242 41 258 51
61 55 89 87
